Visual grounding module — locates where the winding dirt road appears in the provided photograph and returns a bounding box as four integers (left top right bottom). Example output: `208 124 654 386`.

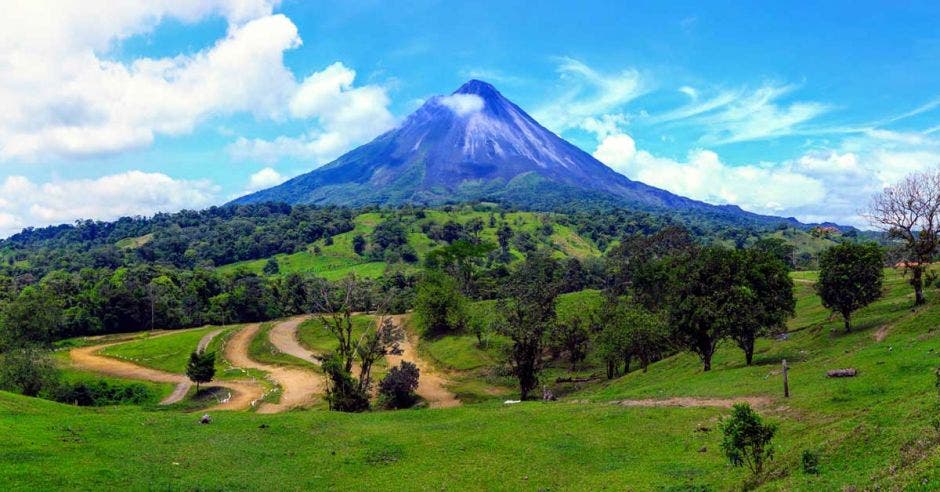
224 323 324 414
69 328 262 411
268 316 320 365
267 314 461 408
384 315 461 409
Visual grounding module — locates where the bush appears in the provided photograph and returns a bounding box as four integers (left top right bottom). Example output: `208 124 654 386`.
720 403 777 476
379 361 420 409
322 353 370 412
801 449 820 475
52 379 153 406
0 346 59 397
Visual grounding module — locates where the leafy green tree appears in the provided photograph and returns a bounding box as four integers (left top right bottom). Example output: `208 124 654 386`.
620 303 670 372
0 286 62 350
352 235 366 255
413 272 467 336
497 251 560 399
186 350 216 392
816 242 884 332
549 315 591 371
721 403 777 476
751 237 796 269
425 240 494 296
727 249 796 365
496 223 513 258
263 257 281 275
668 246 737 371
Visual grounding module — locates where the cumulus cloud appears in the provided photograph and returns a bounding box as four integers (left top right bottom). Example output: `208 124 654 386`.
0 171 219 237
0 1 304 159
439 94 485 116
245 167 286 192
0 1 394 163
230 63 396 165
591 123 940 227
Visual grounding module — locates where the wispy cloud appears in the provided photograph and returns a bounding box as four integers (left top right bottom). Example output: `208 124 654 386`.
533 57 648 132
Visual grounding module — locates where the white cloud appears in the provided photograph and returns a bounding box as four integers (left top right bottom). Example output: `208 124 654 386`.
0 172 219 237
228 62 396 165
439 94 485 116
245 167 286 192
0 2 394 164
0 1 303 159
591 123 940 227
651 83 830 144
534 58 647 132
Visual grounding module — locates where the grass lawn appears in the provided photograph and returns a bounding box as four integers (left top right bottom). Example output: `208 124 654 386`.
0 392 739 491
99 326 223 374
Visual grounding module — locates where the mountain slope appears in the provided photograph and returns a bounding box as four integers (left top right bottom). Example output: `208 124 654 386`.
232 80 796 226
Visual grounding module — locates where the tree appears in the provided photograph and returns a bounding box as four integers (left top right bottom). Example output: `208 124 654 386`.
311 277 403 411
0 346 59 397
0 285 62 350
352 235 366 256
186 350 216 392
379 361 420 408
668 246 737 371
263 257 280 275
620 302 669 372
867 168 940 305
816 242 884 332
497 251 560 399
549 316 590 371
751 237 796 269
721 403 777 476
413 272 467 336
496 223 513 259
727 249 796 365
425 240 494 296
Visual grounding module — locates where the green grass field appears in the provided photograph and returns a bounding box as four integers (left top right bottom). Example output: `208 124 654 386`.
6 267 940 489
99 326 223 373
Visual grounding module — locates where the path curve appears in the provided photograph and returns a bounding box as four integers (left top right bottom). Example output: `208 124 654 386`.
611 396 772 409
385 315 461 409
225 323 324 414
69 330 262 411
268 316 321 365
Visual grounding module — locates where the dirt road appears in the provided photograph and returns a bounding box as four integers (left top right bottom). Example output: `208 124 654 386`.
385 315 461 409
68 329 262 411
224 323 324 414
268 316 321 365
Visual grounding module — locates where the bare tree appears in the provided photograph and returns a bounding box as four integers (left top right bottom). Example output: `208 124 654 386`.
867 168 940 305
310 276 403 410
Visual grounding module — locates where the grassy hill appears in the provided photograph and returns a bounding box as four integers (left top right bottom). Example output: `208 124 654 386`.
6 266 940 489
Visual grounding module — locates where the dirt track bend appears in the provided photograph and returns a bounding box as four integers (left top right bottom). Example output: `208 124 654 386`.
69 329 263 411
224 323 324 414
384 315 461 409
268 314 461 408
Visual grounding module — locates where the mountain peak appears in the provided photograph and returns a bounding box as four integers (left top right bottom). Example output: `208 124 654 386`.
453 79 500 98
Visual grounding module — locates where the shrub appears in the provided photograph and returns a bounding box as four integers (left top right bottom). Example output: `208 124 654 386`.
720 403 777 476
52 379 153 406
0 346 59 397
801 450 820 475
379 361 420 408
186 350 216 392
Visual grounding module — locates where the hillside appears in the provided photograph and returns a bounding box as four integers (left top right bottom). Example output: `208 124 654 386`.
4 266 940 489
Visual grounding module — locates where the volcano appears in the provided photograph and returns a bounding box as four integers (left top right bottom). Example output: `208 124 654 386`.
232 80 794 225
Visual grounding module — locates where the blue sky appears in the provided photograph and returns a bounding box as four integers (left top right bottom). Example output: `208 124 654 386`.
0 1 938 235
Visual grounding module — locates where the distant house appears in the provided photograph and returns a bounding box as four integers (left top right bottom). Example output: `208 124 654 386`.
895 261 922 269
